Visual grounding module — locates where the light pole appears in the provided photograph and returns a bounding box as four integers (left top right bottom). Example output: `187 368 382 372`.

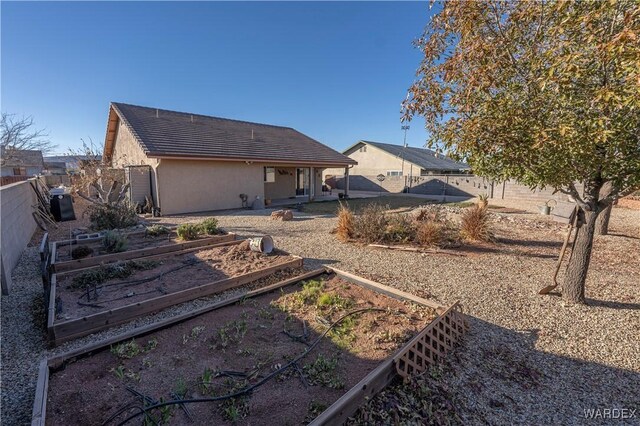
401 125 409 192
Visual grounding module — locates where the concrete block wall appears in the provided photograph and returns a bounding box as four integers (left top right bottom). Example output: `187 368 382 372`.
1 179 38 294
334 173 582 203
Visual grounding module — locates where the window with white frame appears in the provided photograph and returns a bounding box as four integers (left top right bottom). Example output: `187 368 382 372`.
264 166 276 183
386 170 403 177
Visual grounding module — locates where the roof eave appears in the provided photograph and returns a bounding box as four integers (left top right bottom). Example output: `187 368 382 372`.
147 152 357 167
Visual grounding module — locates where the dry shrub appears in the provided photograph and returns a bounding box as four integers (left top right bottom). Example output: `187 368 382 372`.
459 205 493 242
416 221 443 247
335 204 355 242
384 213 415 243
353 204 388 243
414 206 444 223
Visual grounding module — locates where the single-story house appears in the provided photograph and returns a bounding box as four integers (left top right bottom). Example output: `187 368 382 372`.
103 102 356 215
44 155 103 174
0 148 45 177
324 140 469 181
43 161 67 175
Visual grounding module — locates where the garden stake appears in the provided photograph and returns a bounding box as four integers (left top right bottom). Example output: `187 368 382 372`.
539 208 579 295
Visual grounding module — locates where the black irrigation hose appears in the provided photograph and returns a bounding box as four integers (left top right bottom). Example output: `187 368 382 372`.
78 288 163 308
112 307 390 426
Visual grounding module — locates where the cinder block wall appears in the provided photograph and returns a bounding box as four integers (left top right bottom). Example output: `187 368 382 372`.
1 179 38 294
334 173 581 203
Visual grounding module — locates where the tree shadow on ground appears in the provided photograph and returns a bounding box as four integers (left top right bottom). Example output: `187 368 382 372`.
353 315 640 425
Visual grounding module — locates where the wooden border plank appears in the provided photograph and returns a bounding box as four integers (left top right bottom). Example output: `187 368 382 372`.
31 359 49 426
49 256 304 345
329 267 445 311
52 233 236 273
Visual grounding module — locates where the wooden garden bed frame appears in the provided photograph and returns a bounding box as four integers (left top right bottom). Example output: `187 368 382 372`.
46 240 303 346
50 229 236 273
33 267 467 425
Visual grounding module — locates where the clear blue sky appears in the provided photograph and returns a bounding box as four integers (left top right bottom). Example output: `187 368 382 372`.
2 1 434 155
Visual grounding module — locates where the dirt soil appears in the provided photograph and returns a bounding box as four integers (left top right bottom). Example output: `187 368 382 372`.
54 230 228 263
46 274 436 425
55 243 297 320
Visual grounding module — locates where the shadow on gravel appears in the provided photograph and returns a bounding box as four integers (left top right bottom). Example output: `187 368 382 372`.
373 315 640 425
586 299 640 311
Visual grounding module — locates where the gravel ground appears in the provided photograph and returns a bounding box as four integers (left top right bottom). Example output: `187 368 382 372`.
2 201 639 425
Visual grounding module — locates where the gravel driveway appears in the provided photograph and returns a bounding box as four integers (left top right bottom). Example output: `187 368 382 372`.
2 202 639 425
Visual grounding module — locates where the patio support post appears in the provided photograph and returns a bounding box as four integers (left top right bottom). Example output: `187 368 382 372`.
309 167 314 202
344 166 350 197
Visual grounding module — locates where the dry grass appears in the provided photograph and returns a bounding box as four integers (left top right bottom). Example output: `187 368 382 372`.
459 205 494 242
416 221 443 247
335 204 354 242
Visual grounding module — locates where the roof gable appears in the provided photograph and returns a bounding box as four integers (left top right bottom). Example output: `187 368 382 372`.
104 103 356 166
1 147 44 167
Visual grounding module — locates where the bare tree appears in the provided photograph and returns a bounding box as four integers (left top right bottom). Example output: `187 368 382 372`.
0 113 56 165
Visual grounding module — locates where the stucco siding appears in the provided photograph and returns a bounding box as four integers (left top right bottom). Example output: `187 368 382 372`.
157 160 265 215
111 121 154 168
264 167 296 200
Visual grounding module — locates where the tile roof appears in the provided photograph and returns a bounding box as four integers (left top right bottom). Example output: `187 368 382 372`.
0 147 44 167
109 103 356 166
358 141 469 172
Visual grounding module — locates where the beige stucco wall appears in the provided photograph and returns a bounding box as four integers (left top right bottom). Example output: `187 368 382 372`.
323 144 421 181
110 120 160 207
264 167 296 200
157 160 265 215
1 179 38 294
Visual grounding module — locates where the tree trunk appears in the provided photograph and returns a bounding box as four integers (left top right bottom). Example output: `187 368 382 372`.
563 209 598 304
595 204 612 235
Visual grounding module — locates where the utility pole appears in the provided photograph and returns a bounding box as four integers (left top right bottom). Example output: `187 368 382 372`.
401 125 410 192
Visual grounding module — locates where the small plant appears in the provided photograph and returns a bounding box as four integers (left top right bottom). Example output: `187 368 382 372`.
70 260 159 289
459 204 494 242
257 307 274 320
303 354 344 389
384 213 415 243
215 319 248 349
329 316 357 348
102 230 128 253
174 378 188 398
111 365 126 380
335 204 354 242
111 339 141 359
416 221 443 247
198 218 219 235
200 368 214 394
144 338 158 351
353 204 388 243
191 325 206 338
71 245 93 260
477 193 489 208
87 202 138 231
306 401 328 423
124 369 141 382
176 223 200 240
145 224 170 237
298 280 324 304
316 292 351 310
142 357 152 368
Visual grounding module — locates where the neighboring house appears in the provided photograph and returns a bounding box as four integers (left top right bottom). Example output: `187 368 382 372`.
103 102 356 215
324 140 469 180
0 148 45 177
43 161 67 175
44 155 103 174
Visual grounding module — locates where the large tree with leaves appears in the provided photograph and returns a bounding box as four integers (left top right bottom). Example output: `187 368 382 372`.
403 0 640 303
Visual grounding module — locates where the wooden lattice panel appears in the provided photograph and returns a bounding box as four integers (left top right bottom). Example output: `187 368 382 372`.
394 303 467 379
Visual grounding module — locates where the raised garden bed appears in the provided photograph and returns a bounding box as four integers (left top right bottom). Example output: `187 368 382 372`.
50 228 236 273
34 268 467 425
47 240 303 345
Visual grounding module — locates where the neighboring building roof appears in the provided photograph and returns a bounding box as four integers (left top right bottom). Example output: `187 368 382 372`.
44 161 67 169
44 155 102 170
104 103 356 166
0 147 45 168
347 140 469 172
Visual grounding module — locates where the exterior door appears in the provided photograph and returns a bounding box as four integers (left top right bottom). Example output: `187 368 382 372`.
296 168 309 196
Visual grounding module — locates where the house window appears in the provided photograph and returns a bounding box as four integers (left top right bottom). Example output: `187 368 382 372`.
13 167 26 176
264 166 276 183
359 146 367 152
386 170 403 177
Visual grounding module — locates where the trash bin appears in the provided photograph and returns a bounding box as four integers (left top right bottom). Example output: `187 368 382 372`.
50 194 76 222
